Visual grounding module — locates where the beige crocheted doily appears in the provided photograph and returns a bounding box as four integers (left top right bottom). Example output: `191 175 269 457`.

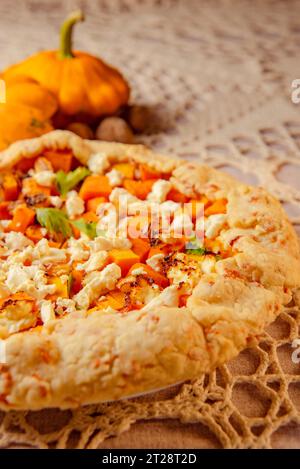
0 0 300 449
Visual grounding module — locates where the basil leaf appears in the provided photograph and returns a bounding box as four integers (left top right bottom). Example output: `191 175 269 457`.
56 167 90 196
71 218 97 239
36 208 72 239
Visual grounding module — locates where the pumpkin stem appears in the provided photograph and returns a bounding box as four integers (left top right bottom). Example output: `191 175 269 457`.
59 10 84 59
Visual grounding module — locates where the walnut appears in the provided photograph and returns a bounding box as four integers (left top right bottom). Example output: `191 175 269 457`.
95 117 134 144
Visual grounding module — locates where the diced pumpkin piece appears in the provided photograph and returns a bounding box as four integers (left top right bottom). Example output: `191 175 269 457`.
86 196 107 213
81 211 99 223
2 174 19 201
128 263 169 288
7 205 35 232
25 225 44 243
96 290 126 311
147 245 168 258
49 276 68 299
139 164 161 181
167 187 189 203
43 149 73 172
0 202 12 220
79 175 111 201
113 163 135 179
15 156 37 173
123 179 156 200
109 248 140 276
205 199 227 216
131 238 150 262
70 270 83 295
22 177 51 196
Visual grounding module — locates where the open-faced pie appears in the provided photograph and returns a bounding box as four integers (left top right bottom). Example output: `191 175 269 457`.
0 130 299 410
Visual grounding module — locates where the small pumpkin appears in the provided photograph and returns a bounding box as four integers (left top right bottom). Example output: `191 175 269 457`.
3 10 130 119
4 75 58 119
0 103 53 151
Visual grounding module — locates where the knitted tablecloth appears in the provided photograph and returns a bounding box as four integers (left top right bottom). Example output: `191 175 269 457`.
0 0 299 449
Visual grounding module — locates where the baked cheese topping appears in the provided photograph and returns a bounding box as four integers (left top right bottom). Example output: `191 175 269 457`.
0 149 231 338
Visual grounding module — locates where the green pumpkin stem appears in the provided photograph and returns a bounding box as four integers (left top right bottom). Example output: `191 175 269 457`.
59 10 84 59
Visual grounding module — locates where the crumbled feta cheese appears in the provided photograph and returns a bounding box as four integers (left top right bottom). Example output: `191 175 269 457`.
5 264 55 299
166 253 202 294
33 239 66 264
147 180 172 203
67 237 90 262
77 251 108 273
74 263 121 309
131 266 147 276
106 168 123 187
142 285 179 311
40 300 55 324
65 190 85 219
205 214 227 239
88 152 110 174
91 236 131 251
55 298 77 315
146 253 164 272
109 187 139 205
32 170 55 187
49 196 63 208
201 256 216 274
4 232 33 251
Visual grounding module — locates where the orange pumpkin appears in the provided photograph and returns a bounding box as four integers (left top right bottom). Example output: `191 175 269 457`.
0 103 53 151
4 75 58 120
3 10 130 119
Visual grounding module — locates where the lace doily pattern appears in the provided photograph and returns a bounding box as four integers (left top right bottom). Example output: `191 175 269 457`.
0 0 299 449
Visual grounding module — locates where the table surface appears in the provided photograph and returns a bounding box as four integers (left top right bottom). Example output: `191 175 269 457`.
0 0 300 449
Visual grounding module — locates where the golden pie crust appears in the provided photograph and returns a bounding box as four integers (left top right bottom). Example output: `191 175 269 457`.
0 130 299 410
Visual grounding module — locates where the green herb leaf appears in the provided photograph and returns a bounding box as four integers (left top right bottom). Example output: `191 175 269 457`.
36 208 72 239
185 247 207 256
56 166 90 196
185 240 207 256
71 218 97 239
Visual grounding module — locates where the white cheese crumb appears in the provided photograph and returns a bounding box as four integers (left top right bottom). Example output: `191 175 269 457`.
5 264 55 300
40 300 55 324
32 170 55 187
65 190 85 219
55 298 77 315
106 168 123 187
67 237 90 262
49 196 63 208
147 179 172 203
33 239 66 264
146 253 164 272
74 263 121 310
201 256 216 274
109 187 139 205
4 232 33 251
91 236 131 251
205 214 227 239
88 152 110 174
77 251 108 273
142 285 179 311
131 266 147 276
